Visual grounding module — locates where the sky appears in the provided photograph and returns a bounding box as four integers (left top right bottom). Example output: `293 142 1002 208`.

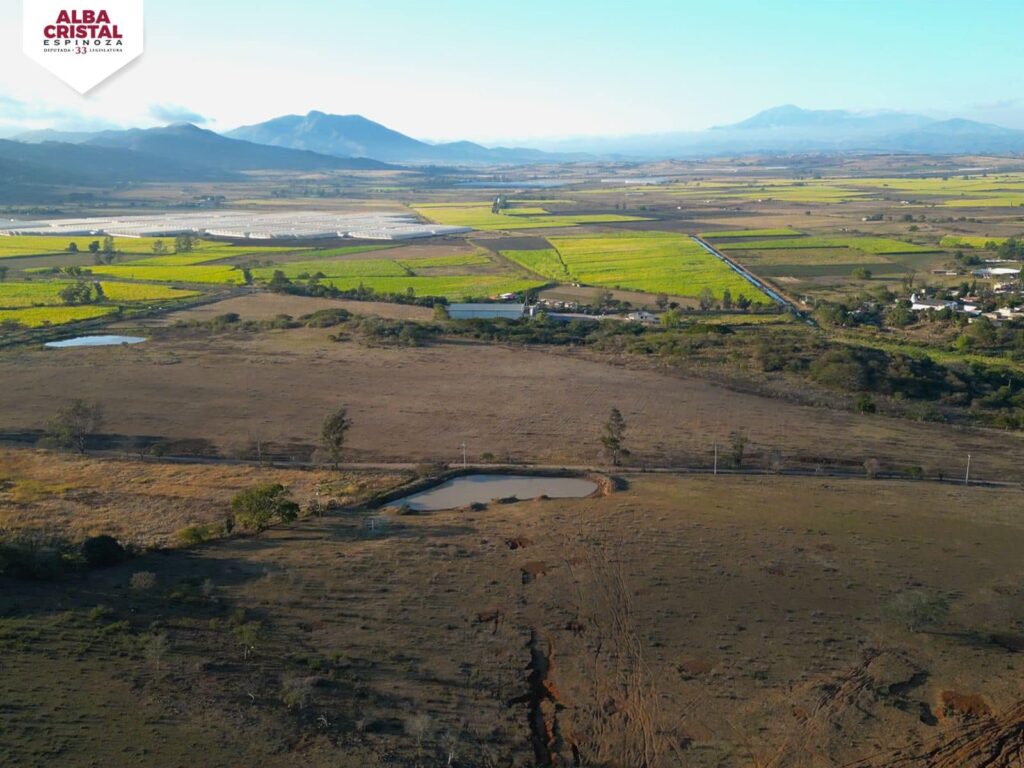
2 0 1024 143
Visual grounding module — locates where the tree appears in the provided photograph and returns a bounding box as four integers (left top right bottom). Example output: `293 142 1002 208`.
601 407 629 466
660 308 682 329
58 280 96 306
267 270 293 293
735 293 752 310
433 303 450 320
102 236 115 254
67 242 79 253
231 484 299 532
851 267 872 280
721 288 733 310
698 287 715 311
45 399 104 453
152 240 167 254
655 293 669 311
81 535 126 567
88 240 100 254
321 407 352 469
728 430 747 468
592 289 613 310
174 234 194 253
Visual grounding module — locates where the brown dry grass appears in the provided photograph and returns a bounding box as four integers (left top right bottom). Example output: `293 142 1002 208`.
3 473 1023 766
2 310 1022 480
0 448 405 546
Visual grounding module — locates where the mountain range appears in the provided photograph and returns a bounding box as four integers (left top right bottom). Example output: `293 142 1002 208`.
4 105 1024 197
529 105 1024 157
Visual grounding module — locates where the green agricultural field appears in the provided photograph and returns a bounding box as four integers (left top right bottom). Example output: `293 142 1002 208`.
319 274 544 300
718 236 936 254
846 175 1024 195
411 203 649 231
548 231 768 302
725 247 891 268
939 235 1008 248
397 252 493 270
500 249 569 281
300 245 394 259
942 196 1024 208
753 262 906 279
0 282 74 308
89 265 247 285
699 228 803 238
0 235 308 260
120 253 241 267
98 283 201 302
253 259 409 280
0 305 117 328
714 186 867 203
0 280 199 309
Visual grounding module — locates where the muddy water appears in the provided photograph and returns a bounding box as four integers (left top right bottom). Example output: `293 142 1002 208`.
44 335 146 348
395 474 597 511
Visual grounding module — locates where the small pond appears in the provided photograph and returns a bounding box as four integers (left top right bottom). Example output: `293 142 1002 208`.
45 335 146 349
394 474 598 511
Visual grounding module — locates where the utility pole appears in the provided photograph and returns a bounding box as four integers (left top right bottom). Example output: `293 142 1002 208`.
714 442 718 475
460 441 467 469
965 453 971 486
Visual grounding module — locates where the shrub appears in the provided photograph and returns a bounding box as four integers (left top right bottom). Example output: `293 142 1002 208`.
0 529 77 579
886 590 950 631
854 394 877 414
231 484 300 532
130 571 158 591
175 523 222 547
300 308 350 328
81 535 126 568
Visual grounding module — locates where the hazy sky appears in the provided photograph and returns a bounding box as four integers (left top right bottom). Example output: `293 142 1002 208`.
2 0 1023 142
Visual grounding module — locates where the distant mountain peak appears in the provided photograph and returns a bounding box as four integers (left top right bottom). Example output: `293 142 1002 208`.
225 110 562 165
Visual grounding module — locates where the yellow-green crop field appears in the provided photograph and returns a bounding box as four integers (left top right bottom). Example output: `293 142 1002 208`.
500 249 570 281
939 235 1009 248
716 236 936 254
0 305 117 327
398 252 492 270
0 282 74 308
89 265 246 284
941 196 1024 208
97 283 200 302
547 231 769 302
248 248 544 299
0 281 199 309
723 247 891 268
0 235 307 260
253 259 409 280
698 228 803 238
411 203 650 231
318 274 544 300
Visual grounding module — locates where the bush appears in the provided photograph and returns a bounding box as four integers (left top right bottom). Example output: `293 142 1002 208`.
130 571 158 591
886 590 950 631
854 394 877 414
0 530 78 579
81 535 127 568
231 484 300 532
175 523 222 547
300 308 350 328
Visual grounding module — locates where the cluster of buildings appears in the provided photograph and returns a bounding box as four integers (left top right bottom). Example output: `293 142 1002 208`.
909 293 1023 322
0 211 470 242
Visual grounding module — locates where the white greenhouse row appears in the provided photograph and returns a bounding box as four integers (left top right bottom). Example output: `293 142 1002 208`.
0 211 470 241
